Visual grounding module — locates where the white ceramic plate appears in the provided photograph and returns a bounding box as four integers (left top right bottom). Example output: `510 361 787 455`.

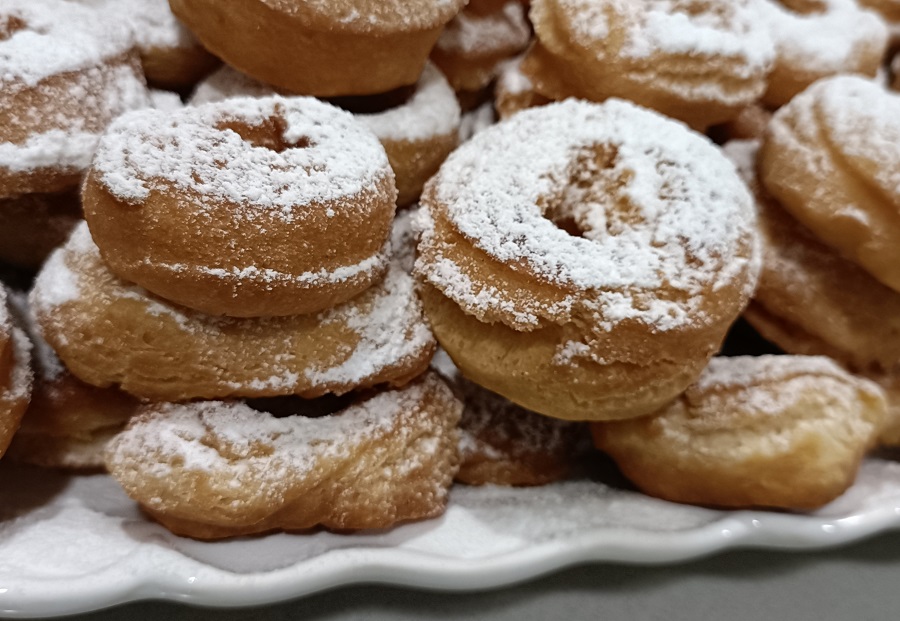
2 457 900 618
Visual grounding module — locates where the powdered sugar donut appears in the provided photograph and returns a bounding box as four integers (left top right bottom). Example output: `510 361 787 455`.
726 140 900 372
170 0 466 97
0 191 81 269
758 0 888 106
105 372 462 539
0 285 33 459
74 0 219 90
521 0 775 130
190 64 461 208
416 99 760 422
83 96 397 317
593 356 886 510
0 0 150 198
430 0 532 96
760 76 900 293
31 223 435 402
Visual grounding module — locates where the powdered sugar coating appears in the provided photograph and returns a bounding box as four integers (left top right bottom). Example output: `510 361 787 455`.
435 1 530 56
30 222 434 396
0 62 149 174
696 355 858 395
759 0 887 70
0 0 134 89
93 96 392 212
191 63 460 144
533 0 775 103
810 76 900 200
418 98 759 331
73 0 198 51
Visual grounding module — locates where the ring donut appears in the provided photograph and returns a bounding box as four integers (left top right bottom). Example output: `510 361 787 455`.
104 371 462 539
190 64 461 208
415 99 760 421
593 356 886 510
169 0 466 97
0 0 150 198
31 223 435 402
521 0 775 129
725 140 900 372
760 76 900 293
82 96 397 317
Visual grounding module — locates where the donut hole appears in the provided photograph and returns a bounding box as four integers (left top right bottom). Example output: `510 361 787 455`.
540 145 640 239
328 84 417 115
245 392 358 419
0 15 27 41
216 117 310 154
776 0 827 15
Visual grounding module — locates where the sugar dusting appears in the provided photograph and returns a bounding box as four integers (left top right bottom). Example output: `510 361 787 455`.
72 0 198 51
94 96 392 212
30 221 433 395
435 1 530 56
191 63 461 144
262 0 466 33
0 0 133 88
418 98 758 331
758 0 887 69
0 63 150 174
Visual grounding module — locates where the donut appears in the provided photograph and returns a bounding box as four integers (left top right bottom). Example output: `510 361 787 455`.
433 351 592 487
0 285 33 459
757 0 888 106
430 0 532 96
0 0 150 198
31 222 435 402
0 191 81 269
593 356 887 510
725 140 900 372
190 64 461 208
104 371 462 539
3 293 138 469
760 76 900 293
82 96 397 318
169 0 466 97
74 0 219 91
521 0 775 130
494 55 551 120
415 99 760 422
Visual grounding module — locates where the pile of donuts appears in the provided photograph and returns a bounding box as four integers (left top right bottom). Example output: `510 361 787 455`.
2 0 900 539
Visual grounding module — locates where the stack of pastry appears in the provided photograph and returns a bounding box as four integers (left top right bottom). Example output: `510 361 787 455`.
2 0 900 541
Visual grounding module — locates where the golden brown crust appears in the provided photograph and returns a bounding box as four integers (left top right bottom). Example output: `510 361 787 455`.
170 0 465 96
760 76 900 294
420 282 711 422
82 98 397 318
731 139 900 371
32 223 435 402
494 54 552 120
140 43 220 92
593 356 887 510
522 0 773 130
0 191 81 269
104 372 463 539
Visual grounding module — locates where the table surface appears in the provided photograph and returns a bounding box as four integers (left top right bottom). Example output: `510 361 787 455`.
46 529 900 621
